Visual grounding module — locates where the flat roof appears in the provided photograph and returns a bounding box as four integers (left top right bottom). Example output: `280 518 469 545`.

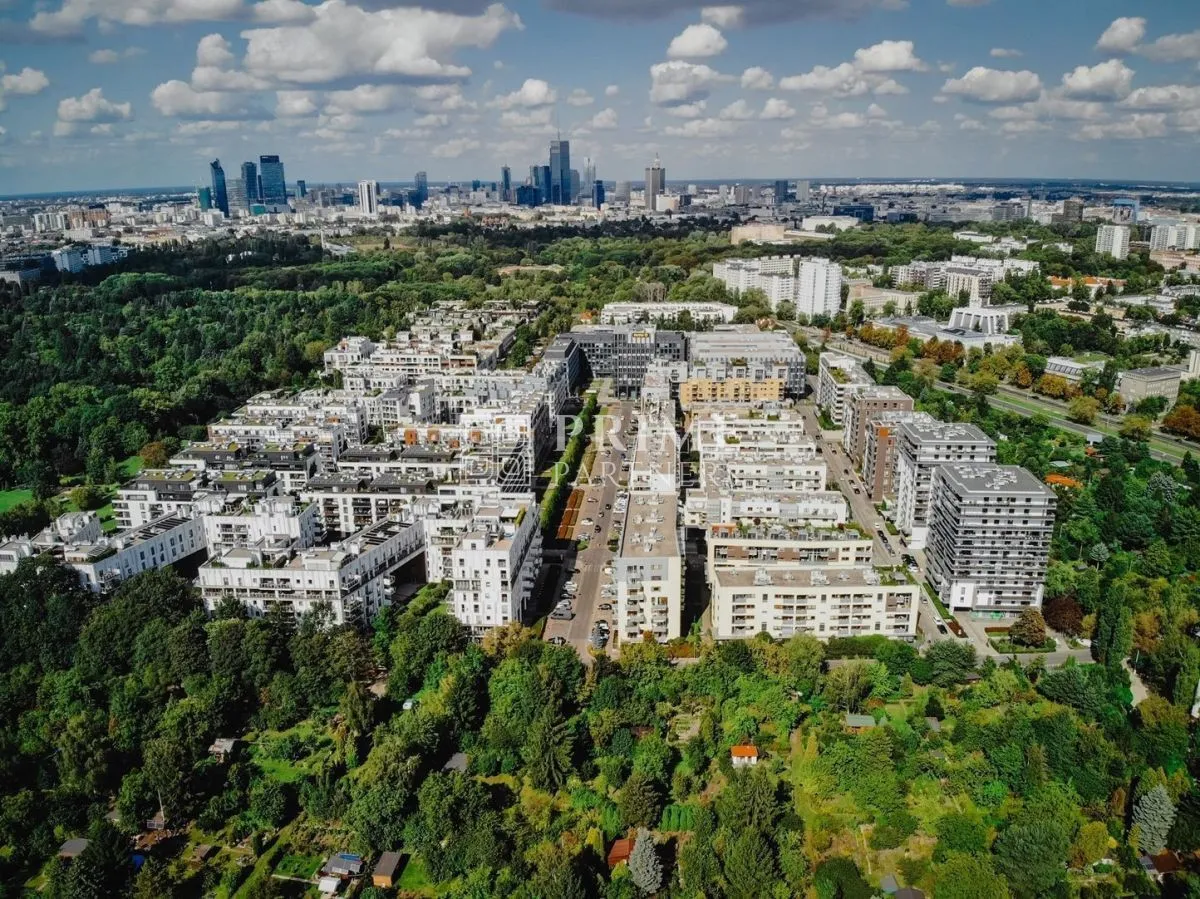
619 493 679 558
899 419 992 445
1122 366 1182 380
937 463 1056 498
713 566 912 589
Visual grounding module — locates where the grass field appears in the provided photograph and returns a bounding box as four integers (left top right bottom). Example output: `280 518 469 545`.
273 854 321 880
0 489 32 512
397 856 432 893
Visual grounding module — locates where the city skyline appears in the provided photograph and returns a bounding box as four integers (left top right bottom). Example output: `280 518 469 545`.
0 1 1197 191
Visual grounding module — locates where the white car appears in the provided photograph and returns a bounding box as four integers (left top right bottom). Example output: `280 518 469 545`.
580 518 594 527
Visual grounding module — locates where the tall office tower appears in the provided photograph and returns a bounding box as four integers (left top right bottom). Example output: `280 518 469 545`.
538 165 552 204
549 138 570 205
644 154 665 212
774 179 790 205
240 161 259 203
296 179 307 198
209 159 229 215
592 180 605 209
357 180 379 215
1062 197 1084 222
258 155 287 205
569 169 580 203
1095 224 1131 260
582 158 595 193
414 170 429 204
198 187 212 211
796 179 811 203
228 178 249 213
615 180 631 202
500 165 512 201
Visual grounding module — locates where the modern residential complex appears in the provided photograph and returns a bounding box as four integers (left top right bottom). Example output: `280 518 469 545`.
894 420 996 548
712 255 843 318
815 353 875 426
1095 224 1131 260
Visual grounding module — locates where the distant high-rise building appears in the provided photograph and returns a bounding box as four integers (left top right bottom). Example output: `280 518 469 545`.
241 161 259 203
569 169 580 203
258 155 286 205
796 180 811 203
414 170 428 204
1062 197 1084 222
209 159 229 216
198 187 212 211
357 180 379 216
583 158 596 193
1095 225 1131 260
500 165 512 201
228 178 249 213
615 181 631 203
774 179 790 205
592 180 605 209
515 184 540 207
296 179 307 198
644 154 665 212
550 138 570 205
537 165 552 204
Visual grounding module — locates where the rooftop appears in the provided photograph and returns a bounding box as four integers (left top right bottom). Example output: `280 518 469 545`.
937 463 1056 498
899 419 993 446
713 565 910 589
620 492 680 558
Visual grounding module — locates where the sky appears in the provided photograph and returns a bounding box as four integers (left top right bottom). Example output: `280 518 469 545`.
0 0 1197 192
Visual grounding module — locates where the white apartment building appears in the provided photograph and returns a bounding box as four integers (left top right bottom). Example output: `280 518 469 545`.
450 495 542 634
614 492 683 644
1150 224 1200 252
816 353 875 426
942 266 993 307
113 469 210 529
599 301 737 326
894 420 996 548
198 516 425 625
684 490 848 529
51 513 206 592
357 180 379 216
712 255 842 318
197 495 322 555
796 258 843 318
926 463 1056 612
1096 225 1131 260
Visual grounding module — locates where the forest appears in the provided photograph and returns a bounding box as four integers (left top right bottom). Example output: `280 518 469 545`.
0 219 1198 896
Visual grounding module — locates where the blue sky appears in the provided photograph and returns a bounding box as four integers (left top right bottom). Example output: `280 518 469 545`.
0 0 1197 192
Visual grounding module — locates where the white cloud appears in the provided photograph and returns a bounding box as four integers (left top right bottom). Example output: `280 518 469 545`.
1139 30 1200 62
57 88 133 126
853 39 925 72
567 88 594 107
740 66 774 90
666 100 707 118
1096 16 1145 55
1078 113 1168 141
873 78 908 95
999 120 1049 135
1060 60 1133 100
866 102 887 118
589 107 618 129
760 97 795 119
251 0 313 24
240 1 521 85
498 106 553 128
1120 84 1200 111
718 98 755 119
325 84 403 115
604 84 620 97
30 0 245 37
954 113 984 130
0 67 49 101
414 83 474 112
649 60 732 105
275 90 316 117
196 32 235 67
667 22 727 58
88 49 121 64
413 112 448 128
431 137 480 158
990 95 1108 122
941 66 1042 103
663 117 736 138
151 79 258 119
494 78 557 109
780 62 869 97
700 5 743 28
990 47 1021 58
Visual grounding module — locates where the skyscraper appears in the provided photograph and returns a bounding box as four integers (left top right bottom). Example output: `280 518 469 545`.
774 179 790 205
549 138 570 205
209 159 229 216
198 187 212 211
414 171 428 205
258 155 287 206
569 169 580 204
296 179 307 198
241 161 259 203
592 180 605 209
358 180 379 216
583 158 595 193
228 178 249 213
644 154 665 212
796 180 811 203
501 165 512 201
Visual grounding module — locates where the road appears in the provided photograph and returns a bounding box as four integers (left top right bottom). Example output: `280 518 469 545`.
543 387 635 659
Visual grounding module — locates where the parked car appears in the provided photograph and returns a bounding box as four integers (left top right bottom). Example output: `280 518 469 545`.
548 636 567 646
598 603 612 611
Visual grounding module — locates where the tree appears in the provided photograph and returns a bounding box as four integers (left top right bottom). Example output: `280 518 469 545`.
1068 396 1100 425
926 641 977 687
618 772 663 829
812 857 872 899
249 779 291 829
1008 609 1047 648
934 812 989 861
993 820 1070 898
679 807 720 895
933 853 1010 899
1070 820 1111 868
1120 414 1153 441
1133 784 1177 854
627 828 663 895
523 709 573 792
723 829 778 899
1042 596 1084 637
716 765 781 834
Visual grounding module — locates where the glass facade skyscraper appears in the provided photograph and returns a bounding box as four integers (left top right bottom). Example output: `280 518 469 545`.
241 161 259 203
258 154 286 206
209 159 229 215
549 139 570 205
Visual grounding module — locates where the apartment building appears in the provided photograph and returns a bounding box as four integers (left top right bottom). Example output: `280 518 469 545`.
861 410 936 503
684 490 848 528
1117 366 1182 406
815 353 874 426
712 255 842 318
1095 225 1131 260
113 469 209 529
1150 223 1200 251
842 386 914 463
169 442 318 494
926 463 1056 612
196 495 322 555
942 265 993 307
198 516 425 625
566 326 687 398
688 327 807 397
450 495 542 634
614 492 683 644
894 421 996 547
678 378 785 411
599 301 737 326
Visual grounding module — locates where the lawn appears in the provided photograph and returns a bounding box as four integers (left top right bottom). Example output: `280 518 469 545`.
397 855 433 893
249 722 334 785
0 489 32 513
273 854 322 880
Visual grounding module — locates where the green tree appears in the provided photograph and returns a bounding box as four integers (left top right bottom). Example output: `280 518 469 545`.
934 812 989 860
993 820 1070 898
716 765 781 834
926 641 977 687
1133 784 1176 854
618 772 663 829
1070 820 1111 868
627 828 663 895
812 857 872 899
1008 609 1047 648
1067 396 1100 425
723 829 778 899
523 709 573 792
679 807 720 895
933 852 1010 899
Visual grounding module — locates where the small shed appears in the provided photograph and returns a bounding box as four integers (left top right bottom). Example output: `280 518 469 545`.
925 717 942 733
322 852 365 878
145 811 168 832
373 851 403 888
607 837 634 869
844 713 876 732
208 738 239 762
730 745 759 768
57 838 89 860
442 752 469 774
317 875 342 895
